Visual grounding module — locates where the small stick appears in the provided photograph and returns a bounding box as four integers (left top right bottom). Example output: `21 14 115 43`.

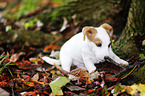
53 63 70 77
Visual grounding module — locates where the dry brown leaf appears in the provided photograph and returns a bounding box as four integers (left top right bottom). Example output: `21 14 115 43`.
16 60 39 69
60 15 82 39
10 52 25 63
43 44 60 52
22 75 31 82
10 53 19 63
31 73 39 81
71 68 91 84
67 86 85 91
88 89 95 94
104 74 119 82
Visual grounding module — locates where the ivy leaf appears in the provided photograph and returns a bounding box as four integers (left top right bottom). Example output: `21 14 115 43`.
50 76 70 96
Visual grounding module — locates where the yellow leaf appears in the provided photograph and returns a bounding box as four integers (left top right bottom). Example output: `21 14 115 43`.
29 58 39 64
50 70 55 74
130 83 145 96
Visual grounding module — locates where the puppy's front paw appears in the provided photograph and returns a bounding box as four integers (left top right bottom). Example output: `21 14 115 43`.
119 59 129 66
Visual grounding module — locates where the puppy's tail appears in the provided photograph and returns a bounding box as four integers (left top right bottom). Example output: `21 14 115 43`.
42 56 60 65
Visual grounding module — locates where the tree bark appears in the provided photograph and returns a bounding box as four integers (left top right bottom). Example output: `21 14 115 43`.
115 0 145 57
116 0 145 83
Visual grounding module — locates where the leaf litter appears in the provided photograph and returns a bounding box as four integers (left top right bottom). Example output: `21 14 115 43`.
0 25 145 96
0 1 145 95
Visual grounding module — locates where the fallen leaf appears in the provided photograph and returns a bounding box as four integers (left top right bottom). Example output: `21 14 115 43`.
130 83 145 96
60 15 82 39
3 52 10 63
50 76 70 96
113 85 121 94
31 73 39 81
101 87 108 95
64 91 79 96
29 57 40 64
0 88 10 96
23 81 35 87
88 89 95 94
113 83 145 96
22 75 31 82
67 86 85 91
43 89 50 95
0 81 8 87
60 17 69 32
43 44 60 52
100 74 105 88
20 91 35 96
71 68 91 84
50 70 55 75
104 74 119 82
0 75 10 81
16 60 39 69
10 53 19 63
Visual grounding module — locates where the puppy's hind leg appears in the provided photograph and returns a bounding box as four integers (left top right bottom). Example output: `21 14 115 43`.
60 55 73 72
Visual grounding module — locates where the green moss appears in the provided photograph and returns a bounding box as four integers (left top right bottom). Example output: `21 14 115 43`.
0 30 66 46
132 65 145 84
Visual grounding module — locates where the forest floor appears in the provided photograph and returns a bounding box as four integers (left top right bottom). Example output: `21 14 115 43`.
0 0 145 96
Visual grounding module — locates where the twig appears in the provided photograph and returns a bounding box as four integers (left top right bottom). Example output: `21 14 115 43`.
115 60 145 78
121 64 137 79
53 63 70 77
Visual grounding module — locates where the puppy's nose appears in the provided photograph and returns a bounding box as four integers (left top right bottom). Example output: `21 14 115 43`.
104 56 109 60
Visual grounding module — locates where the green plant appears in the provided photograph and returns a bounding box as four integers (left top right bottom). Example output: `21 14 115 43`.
24 18 39 30
0 55 15 77
139 54 145 59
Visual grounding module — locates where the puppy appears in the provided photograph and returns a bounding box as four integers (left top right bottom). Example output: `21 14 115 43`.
42 23 129 73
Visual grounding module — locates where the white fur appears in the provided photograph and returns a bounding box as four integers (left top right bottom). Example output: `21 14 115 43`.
42 26 129 73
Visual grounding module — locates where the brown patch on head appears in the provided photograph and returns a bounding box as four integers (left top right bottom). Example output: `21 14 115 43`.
83 26 102 45
95 38 102 44
101 23 113 38
83 26 97 42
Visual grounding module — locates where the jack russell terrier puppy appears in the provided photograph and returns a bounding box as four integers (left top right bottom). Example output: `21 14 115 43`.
42 23 129 73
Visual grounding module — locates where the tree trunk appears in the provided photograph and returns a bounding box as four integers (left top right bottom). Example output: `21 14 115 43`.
116 0 145 83
115 0 145 57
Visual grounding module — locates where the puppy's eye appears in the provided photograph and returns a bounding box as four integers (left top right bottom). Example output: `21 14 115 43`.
108 43 111 47
96 43 102 47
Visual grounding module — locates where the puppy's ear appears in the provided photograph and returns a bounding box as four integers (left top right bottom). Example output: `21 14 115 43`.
83 26 97 41
101 23 113 38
